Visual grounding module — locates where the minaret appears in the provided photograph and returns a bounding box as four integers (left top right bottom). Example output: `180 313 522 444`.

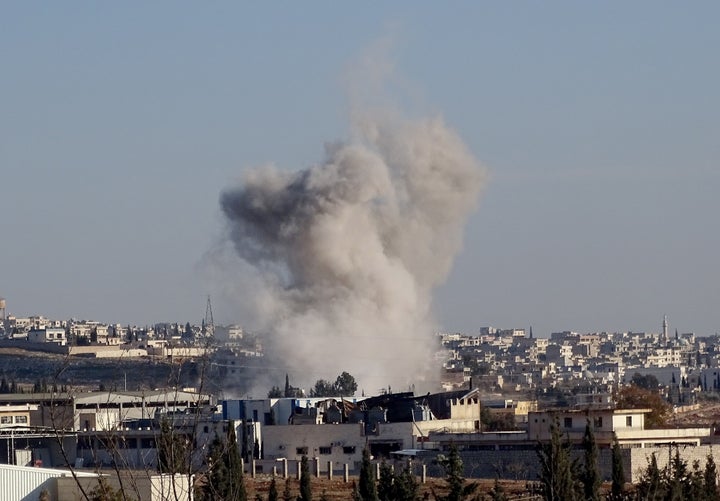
663 315 668 344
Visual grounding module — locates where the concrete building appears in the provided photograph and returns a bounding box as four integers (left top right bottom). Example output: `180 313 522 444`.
27 327 67 346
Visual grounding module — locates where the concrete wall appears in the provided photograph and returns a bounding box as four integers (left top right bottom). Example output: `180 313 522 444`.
57 473 192 501
628 445 720 483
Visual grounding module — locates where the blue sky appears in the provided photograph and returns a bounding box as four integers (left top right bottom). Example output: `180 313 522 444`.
1 2 718 337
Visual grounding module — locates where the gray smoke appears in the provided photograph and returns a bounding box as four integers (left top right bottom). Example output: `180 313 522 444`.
220 112 485 393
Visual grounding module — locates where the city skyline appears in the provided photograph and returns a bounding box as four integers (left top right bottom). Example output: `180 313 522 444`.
2 3 718 338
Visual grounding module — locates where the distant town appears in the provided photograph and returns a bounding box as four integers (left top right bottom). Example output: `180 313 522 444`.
3 298 720 499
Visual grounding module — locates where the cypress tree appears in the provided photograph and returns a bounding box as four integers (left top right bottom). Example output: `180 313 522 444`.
537 417 577 501
667 446 690 501
298 455 312 501
609 436 626 501
705 454 720 501
359 446 378 501
580 420 600 501
204 427 247 501
226 426 247 501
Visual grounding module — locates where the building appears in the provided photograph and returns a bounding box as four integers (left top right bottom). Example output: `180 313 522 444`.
27 327 67 346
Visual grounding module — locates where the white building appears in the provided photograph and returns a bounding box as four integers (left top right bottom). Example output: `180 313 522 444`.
27 327 66 346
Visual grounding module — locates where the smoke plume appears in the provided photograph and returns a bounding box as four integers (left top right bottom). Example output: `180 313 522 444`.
220 110 485 393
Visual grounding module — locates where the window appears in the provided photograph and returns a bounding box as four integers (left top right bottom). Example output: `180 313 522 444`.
296 447 308 455
594 416 603 428
343 446 356 454
564 417 572 428
15 415 28 424
626 416 633 427
0 416 11 424
203 426 209 433
319 446 332 455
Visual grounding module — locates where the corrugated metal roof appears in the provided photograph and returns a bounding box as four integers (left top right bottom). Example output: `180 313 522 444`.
0 464 97 501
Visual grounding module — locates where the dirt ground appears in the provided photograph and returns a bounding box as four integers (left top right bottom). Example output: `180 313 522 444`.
243 475 538 500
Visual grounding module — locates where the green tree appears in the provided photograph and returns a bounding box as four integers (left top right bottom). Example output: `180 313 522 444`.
284 374 292 398
282 478 293 501
268 386 283 398
204 427 247 501
268 476 279 501
334 372 358 396
351 482 362 501
88 477 127 501
537 418 578 501
667 446 691 501
377 461 394 501
309 379 335 397
580 420 600 501
434 443 478 501
631 372 660 390
488 478 507 501
704 454 720 501
636 453 664 501
609 436 626 501
394 461 420 501
299 455 312 501
359 446 378 501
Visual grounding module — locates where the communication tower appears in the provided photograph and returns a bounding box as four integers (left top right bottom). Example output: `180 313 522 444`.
204 295 215 338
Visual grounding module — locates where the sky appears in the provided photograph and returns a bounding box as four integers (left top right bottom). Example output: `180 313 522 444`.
1 2 718 338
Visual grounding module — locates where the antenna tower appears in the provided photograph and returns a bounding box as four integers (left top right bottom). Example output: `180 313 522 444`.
204 295 215 337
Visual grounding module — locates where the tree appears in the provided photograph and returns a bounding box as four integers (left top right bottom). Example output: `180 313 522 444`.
434 443 478 501
268 386 283 398
88 477 127 501
334 372 358 397
377 461 394 501
704 454 720 501
309 379 335 398
615 384 671 428
631 372 660 390
284 374 292 398
666 446 691 501
268 476 279 501
282 478 293 501
183 322 193 341
204 427 247 501
609 436 625 501
580 420 600 501
636 452 663 501
157 418 189 474
351 482 362 501
488 478 507 501
394 461 420 501
359 446 378 501
299 455 312 501
537 418 578 501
